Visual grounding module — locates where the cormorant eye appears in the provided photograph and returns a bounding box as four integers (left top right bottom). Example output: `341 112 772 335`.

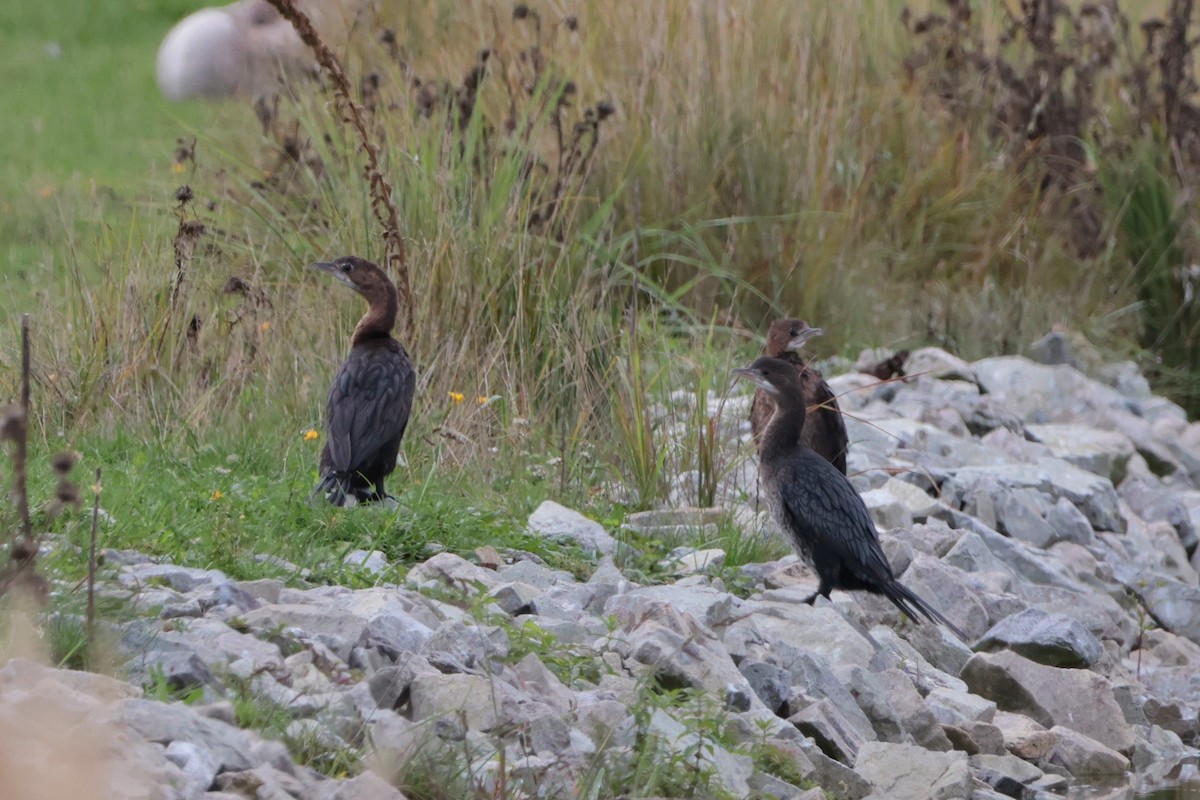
340 263 354 273
789 329 799 336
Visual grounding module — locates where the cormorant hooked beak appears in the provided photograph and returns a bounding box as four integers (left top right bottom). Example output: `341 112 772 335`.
733 366 780 397
787 326 823 353
310 260 358 291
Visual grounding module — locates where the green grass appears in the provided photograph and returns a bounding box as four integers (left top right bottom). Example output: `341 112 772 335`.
34 424 618 586
0 0 212 186
0 0 226 304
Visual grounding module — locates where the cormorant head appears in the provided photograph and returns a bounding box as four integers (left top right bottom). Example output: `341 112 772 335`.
733 356 802 399
766 318 823 356
310 255 395 300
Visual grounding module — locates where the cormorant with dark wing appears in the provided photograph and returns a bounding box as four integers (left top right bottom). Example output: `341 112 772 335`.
748 318 848 474
861 349 910 381
735 356 962 637
311 255 415 506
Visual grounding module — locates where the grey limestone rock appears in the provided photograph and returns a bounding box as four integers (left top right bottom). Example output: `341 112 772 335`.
119 562 228 593
116 698 262 773
970 752 1045 797
1125 571 1200 645
739 659 791 715
788 697 870 763
408 673 518 731
528 500 616 555
1045 725 1131 776
872 668 954 751
404 552 505 594
343 549 390 575
944 459 1125 533
1025 423 1135 484
644 708 754 797
960 651 1134 754
1045 497 1096 545
975 607 1104 668
853 741 972 800
309 770 411 800
924 686 997 725
942 720 1005 755
840 664 906 744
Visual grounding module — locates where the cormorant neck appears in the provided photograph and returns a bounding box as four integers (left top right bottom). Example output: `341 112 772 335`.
351 286 398 346
760 398 807 465
772 350 805 365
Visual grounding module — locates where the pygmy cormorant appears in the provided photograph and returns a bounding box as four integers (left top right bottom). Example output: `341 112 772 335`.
735 356 962 637
312 255 415 506
861 349 910 381
748 319 848 474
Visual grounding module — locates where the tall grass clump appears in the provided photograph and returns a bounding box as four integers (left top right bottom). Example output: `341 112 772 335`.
903 0 1200 409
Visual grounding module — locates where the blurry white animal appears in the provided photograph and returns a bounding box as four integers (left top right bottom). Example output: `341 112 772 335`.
156 0 352 101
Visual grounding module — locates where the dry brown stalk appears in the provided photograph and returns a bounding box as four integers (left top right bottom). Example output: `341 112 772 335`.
16 315 31 543
161 185 204 358
1 314 47 603
261 0 414 342
87 467 101 637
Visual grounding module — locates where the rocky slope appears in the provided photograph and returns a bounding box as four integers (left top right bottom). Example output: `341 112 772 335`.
7 341 1200 800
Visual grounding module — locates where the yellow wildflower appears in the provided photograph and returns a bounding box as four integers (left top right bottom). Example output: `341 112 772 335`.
259 321 271 333
477 396 489 405
303 429 319 442
210 490 223 501
448 391 464 404
171 162 186 174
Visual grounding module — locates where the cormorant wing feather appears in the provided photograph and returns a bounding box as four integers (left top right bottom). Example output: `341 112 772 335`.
803 370 849 474
774 452 894 584
326 344 415 473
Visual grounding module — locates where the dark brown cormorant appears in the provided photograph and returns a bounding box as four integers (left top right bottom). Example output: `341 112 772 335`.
311 255 415 507
861 350 910 381
735 356 962 637
748 319 848 474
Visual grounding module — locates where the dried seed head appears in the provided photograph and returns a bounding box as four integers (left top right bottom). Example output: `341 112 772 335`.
565 14 578 31
11 537 37 562
513 4 529 20
463 65 485 92
56 478 81 507
175 185 194 204
596 100 615 120
51 451 76 475
380 29 397 44
0 405 24 442
223 276 251 296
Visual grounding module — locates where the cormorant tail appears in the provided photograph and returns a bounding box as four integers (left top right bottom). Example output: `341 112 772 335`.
883 580 967 641
312 473 353 507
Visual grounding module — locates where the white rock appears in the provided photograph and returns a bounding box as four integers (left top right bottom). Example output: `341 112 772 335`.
528 500 616 554
344 549 390 575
